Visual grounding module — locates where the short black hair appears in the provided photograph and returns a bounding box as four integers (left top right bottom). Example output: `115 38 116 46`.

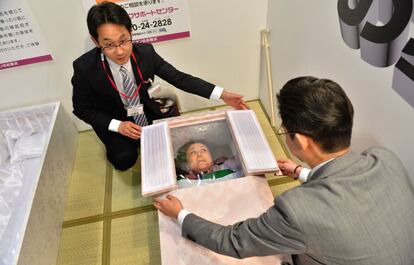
87 1 132 40
277 76 354 152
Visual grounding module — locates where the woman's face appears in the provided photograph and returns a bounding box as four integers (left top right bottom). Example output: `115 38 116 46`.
186 143 213 172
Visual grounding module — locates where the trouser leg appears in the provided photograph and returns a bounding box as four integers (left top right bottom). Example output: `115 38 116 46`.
95 129 140 171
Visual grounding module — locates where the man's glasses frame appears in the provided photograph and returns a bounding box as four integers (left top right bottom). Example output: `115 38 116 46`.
100 39 133 52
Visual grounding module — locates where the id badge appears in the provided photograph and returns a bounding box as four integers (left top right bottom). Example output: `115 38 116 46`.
126 104 144 117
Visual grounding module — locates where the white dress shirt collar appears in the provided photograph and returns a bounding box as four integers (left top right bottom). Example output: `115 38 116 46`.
311 158 334 176
105 56 133 73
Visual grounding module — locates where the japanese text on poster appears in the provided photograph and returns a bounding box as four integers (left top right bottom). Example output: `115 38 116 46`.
0 0 52 70
81 0 191 44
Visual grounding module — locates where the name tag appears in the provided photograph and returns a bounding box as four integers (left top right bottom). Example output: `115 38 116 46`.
126 104 144 116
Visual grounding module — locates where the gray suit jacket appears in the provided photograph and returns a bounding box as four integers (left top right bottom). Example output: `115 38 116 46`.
182 147 414 265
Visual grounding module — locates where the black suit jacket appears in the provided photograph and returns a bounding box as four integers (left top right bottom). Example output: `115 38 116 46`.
72 43 215 134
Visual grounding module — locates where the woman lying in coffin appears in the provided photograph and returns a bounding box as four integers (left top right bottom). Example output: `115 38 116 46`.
175 141 243 188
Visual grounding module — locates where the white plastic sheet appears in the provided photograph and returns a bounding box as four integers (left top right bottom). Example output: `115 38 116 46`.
0 105 52 243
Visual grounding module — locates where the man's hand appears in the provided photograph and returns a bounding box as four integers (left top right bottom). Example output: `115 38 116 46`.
277 159 302 180
221 90 249 110
118 121 142 140
153 194 183 219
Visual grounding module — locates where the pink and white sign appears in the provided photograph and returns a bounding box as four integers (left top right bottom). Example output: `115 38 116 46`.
81 0 191 44
0 0 52 71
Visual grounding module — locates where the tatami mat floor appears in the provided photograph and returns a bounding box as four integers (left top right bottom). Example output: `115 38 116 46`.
56 100 299 265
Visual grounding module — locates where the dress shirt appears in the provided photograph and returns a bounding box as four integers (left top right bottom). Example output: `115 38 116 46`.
298 167 311 183
298 158 336 183
107 57 136 132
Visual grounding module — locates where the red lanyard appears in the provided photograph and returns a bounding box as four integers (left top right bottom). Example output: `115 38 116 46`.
101 52 150 100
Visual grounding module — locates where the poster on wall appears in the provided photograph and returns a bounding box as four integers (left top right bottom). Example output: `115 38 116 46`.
0 0 52 71
81 0 191 44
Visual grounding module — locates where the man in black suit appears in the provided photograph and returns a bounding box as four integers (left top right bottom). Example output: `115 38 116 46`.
72 2 247 171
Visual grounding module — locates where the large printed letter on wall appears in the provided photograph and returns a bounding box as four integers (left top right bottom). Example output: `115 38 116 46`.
338 0 412 67
393 39 414 108
338 0 414 109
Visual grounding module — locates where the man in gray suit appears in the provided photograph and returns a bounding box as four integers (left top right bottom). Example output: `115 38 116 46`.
154 76 414 265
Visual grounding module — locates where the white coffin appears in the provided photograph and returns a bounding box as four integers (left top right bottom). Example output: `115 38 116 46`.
0 102 77 265
158 176 292 265
141 110 281 197
141 110 289 265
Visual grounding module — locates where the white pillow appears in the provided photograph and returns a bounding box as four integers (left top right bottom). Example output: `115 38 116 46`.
3 130 26 157
10 133 46 163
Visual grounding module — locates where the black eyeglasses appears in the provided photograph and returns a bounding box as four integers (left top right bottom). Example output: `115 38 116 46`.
276 124 296 136
100 39 133 52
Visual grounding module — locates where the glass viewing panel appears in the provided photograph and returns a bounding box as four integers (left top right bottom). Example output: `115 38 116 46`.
171 119 244 189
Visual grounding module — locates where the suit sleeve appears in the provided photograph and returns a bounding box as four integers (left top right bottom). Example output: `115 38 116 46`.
149 45 216 99
72 60 113 131
182 197 306 258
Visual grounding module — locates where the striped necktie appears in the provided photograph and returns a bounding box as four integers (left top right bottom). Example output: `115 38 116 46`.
120 66 148 126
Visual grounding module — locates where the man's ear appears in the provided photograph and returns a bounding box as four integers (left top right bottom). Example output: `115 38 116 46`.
91 36 99 47
294 133 311 151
